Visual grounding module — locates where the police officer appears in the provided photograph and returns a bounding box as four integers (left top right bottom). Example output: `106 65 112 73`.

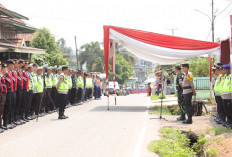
70 70 77 105
11 60 18 126
175 65 185 121
22 61 30 122
51 66 58 109
182 63 196 124
214 63 225 124
30 63 38 119
35 67 44 116
45 67 53 113
0 62 7 132
221 64 231 128
76 70 83 104
16 59 25 125
57 65 69 119
3 59 14 129
25 64 34 120
67 70 72 106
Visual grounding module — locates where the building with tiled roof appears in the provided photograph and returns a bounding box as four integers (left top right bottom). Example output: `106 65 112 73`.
0 3 45 61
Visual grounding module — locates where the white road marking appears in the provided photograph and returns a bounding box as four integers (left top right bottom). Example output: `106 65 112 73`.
133 98 150 157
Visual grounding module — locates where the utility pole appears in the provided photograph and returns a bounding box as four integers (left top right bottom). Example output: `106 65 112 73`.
74 36 79 70
209 0 214 100
166 28 177 36
211 0 214 42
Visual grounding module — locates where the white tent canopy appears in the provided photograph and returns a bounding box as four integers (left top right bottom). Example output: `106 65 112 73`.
103 25 221 109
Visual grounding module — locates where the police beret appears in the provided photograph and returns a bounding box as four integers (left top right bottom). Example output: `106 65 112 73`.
84 73 88 76
6 59 15 65
223 64 230 69
175 65 181 70
18 59 25 64
182 63 189 68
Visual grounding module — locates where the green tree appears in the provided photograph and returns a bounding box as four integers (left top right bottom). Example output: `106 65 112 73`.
109 54 133 85
92 57 104 72
31 28 58 54
189 57 209 77
79 41 104 72
115 43 135 65
31 28 68 66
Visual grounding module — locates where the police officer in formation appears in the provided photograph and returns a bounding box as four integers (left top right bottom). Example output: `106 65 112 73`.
0 59 95 133
214 64 232 128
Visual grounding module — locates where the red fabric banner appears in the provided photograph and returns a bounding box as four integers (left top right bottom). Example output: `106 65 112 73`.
109 26 219 50
231 15 232 46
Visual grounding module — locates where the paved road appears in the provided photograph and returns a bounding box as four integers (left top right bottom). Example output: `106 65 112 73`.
0 94 160 157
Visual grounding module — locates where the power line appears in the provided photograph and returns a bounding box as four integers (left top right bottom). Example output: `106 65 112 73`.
215 2 232 17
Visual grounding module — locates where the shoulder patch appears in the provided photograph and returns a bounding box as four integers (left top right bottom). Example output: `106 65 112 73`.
187 74 193 82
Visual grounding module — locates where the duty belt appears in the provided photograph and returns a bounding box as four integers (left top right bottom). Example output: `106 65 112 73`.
183 86 191 89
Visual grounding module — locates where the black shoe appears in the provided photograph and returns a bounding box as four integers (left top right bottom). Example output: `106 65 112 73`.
64 115 69 119
182 119 192 124
7 124 14 129
0 128 4 133
177 116 186 121
14 120 21 125
58 115 68 120
19 119 26 124
23 118 29 123
2 125 8 130
10 123 16 128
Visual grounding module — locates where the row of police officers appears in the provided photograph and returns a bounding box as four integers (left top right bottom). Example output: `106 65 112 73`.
0 59 95 133
213 63 232 129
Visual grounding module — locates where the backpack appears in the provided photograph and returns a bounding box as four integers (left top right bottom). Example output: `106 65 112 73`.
192 97 208 116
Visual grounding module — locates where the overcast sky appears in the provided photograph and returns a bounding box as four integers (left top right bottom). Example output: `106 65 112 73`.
2 0 232 50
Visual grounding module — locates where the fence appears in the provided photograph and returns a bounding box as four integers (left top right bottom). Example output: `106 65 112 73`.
194 78 210 90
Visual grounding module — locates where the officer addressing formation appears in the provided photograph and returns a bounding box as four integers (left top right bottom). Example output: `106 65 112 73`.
0 59 98 133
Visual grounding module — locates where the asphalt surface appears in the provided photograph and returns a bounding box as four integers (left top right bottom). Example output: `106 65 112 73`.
0 94 160 157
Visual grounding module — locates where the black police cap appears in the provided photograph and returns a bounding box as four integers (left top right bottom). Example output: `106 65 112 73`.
62 65 68 71
182 63 189 68
18 59 25 64
6 59 15 65
1 63 7 68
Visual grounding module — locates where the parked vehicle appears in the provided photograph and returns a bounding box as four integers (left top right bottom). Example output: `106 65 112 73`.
108 81 120 95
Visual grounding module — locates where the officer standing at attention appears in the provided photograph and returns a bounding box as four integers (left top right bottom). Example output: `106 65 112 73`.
221 65 231 128
76 70 83 104
25 64 34 120
175 65 185 121
0 62 7 132
51 66 58 109
182 63 196 124
45 67 53 113
70 70 77 105
56 65 69 119
30 63 38 119
3 60 14 129
35 67 44 116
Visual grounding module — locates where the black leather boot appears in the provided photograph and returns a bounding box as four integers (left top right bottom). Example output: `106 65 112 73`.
182 117 192 124
177 114 186 121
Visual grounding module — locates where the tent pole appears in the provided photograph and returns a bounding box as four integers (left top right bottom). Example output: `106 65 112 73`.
209 55 213 100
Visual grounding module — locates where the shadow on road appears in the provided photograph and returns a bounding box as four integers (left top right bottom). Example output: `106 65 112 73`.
90 106 147 112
